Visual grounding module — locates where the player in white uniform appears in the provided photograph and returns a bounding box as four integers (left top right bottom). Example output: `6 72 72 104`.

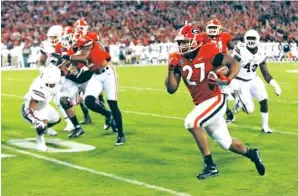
39 25 75 132
231 30 281 133
21 66 61 151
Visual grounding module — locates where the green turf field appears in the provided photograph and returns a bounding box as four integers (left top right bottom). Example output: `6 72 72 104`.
1 63 298 196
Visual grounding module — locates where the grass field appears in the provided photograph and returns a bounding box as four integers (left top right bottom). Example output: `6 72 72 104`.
1 63 298 196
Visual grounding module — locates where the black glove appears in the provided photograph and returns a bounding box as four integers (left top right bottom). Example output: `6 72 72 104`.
51 52 61 59
62 55 71 61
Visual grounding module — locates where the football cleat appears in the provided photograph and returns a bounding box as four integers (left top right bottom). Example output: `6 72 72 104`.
80 115 92 125
36 134 48 152
68 127 85 138
197 164 219 180
248 148 265 176
262 128 272 134
115 135 125 146
226 116 236 124
63 119 74 132
46 128 58 136
104 112 113 130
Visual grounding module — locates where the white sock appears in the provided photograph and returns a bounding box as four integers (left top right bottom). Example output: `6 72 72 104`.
261 112 269 130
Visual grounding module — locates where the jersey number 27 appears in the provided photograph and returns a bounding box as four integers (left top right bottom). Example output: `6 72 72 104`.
183 63 205 85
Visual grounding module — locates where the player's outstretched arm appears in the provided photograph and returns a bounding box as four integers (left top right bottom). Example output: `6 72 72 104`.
165 57 181 94
260 60 281 96
62 44 93 64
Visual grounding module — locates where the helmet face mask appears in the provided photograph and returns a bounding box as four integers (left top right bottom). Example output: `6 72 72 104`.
176 39 199 54
206 19 222 36
61 27 79 49
244 29 260 49
40 66 61 93
206 25 221 36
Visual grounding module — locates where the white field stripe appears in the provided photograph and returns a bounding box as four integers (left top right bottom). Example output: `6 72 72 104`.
1 93 298 136
2 145 191 196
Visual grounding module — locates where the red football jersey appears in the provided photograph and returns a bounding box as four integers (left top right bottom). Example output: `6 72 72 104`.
200 32 232 54
169 43 221 105
76 36 111 71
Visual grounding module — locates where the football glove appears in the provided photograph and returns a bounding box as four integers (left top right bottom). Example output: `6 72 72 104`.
269 79 281 96
208 71 231 85
168 57 179 71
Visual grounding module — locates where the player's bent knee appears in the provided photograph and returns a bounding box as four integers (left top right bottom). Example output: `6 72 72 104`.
215 137 232 150
60 97 73 110
84 95 96 110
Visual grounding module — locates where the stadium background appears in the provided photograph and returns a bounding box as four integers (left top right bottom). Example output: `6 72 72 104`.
1 1 298 68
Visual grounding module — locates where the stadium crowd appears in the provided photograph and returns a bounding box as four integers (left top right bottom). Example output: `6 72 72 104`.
1 1 298 68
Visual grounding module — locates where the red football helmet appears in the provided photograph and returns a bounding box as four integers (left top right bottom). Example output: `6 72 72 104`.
61 26 76 49
174 25 203 54
74 19 88 36
206 19 222 36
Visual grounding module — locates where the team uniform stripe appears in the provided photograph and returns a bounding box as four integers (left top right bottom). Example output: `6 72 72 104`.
235 91 249 114
32 90 45 99
21 104 33 123
194 94 223 128
199 95 226 127
110 65 118 100
235 47 240 54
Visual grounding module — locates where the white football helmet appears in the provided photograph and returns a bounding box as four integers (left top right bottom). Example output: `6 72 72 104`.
244 29 260 48
40 66 61 93
47 25 63 46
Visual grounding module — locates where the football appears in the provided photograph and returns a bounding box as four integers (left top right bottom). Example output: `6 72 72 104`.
214 65 229 76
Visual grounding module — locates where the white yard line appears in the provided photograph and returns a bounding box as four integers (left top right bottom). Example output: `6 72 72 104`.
2 145 191 196
1 93 298 136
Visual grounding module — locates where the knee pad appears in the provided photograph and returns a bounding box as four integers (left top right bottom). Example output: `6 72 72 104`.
85 95 96 110
60 97 73 110
259 99 268 113
215 137 232 150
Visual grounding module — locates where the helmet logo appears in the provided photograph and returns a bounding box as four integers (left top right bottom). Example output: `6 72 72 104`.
192 29 199 34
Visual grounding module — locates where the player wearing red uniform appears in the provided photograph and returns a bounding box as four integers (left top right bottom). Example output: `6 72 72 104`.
59 30 125 146
53 27 115 139
201 19 236 123
73 19 108 125
165 25 265 179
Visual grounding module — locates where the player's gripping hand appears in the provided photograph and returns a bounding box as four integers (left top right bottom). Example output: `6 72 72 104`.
208 71 231 85
168 57 180 71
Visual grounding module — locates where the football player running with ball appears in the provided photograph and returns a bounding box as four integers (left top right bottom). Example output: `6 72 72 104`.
230 29 281 133
165 25 265 179
21 66 61 151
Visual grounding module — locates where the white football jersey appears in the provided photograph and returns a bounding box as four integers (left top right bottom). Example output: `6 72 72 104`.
40 40 56 66
24 77 57 110
232 42 266 80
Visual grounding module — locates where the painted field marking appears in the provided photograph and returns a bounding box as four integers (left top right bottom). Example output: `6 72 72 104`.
1 153 16 158
2 144 191 196
286 70 298 73
2 93 297 136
